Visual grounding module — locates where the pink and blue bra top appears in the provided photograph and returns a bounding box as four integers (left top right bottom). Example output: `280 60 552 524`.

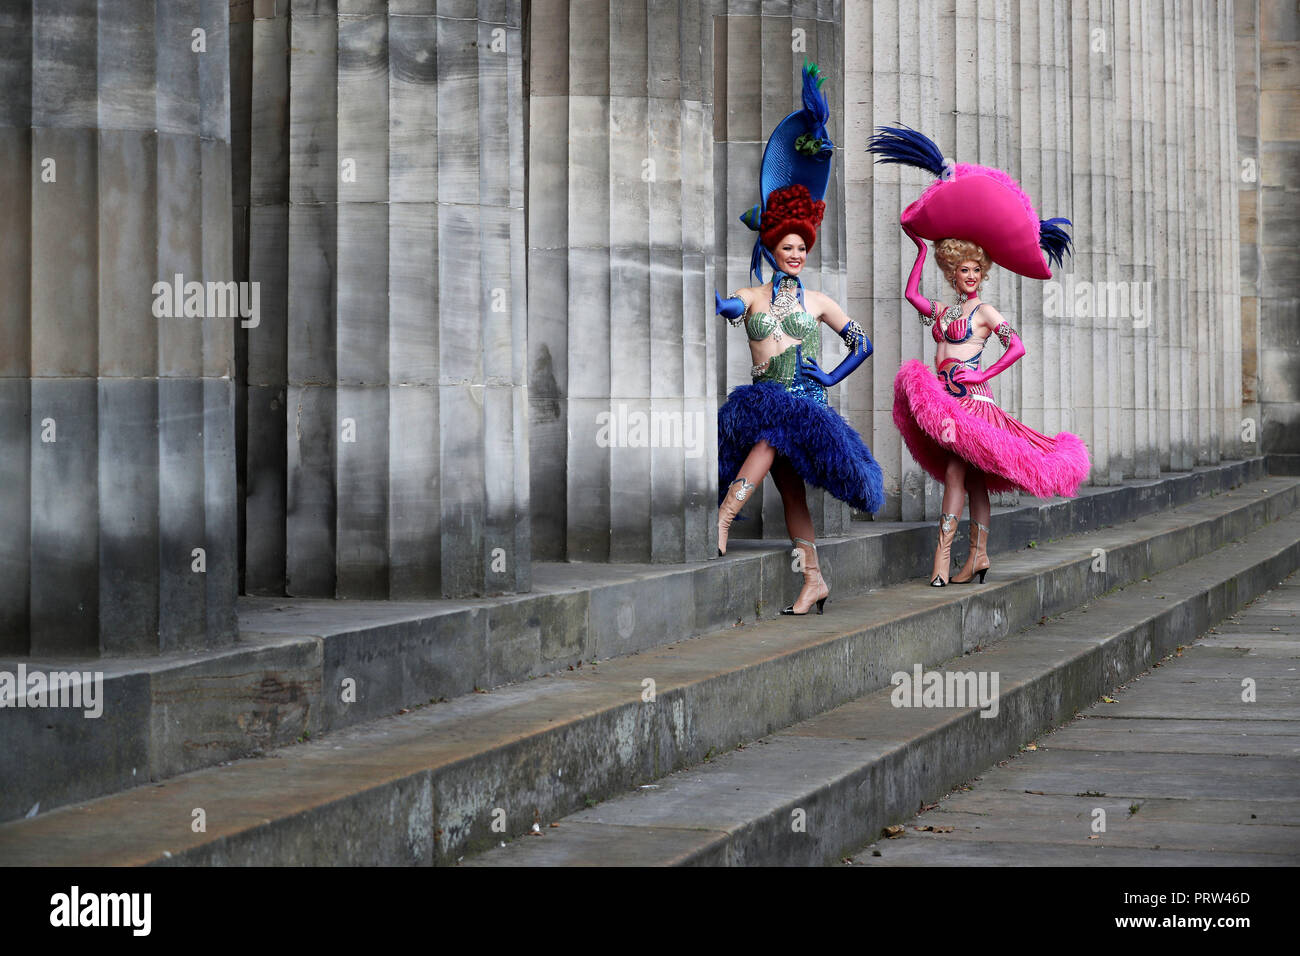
931 302 985 346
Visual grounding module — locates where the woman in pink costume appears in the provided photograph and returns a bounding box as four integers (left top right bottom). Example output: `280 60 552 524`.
869 126 1091 586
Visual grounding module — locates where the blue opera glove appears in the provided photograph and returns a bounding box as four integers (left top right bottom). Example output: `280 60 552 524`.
715 290 747 325
797 321 872 387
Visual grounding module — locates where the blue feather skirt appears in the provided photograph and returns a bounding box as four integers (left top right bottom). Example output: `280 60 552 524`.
717 382 885 514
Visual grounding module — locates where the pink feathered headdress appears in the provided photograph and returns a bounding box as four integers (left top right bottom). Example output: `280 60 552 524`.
867 126 1072 280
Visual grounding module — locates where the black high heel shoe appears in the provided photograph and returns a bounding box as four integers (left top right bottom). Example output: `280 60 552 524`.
782 537 829 615
951 521 990 584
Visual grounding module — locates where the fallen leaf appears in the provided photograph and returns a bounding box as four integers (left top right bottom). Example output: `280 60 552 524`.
914 825 954 833
882 824 906 839
1088 834 1100 840
1101 696 1117 703
549 822 560 828
1024 790 1045 795
1025 743 1038 751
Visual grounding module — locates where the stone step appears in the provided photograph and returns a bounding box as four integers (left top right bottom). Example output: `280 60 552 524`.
460 511 1300 866
849 578 1300 866
0 473 1294 862
0 460 1269 824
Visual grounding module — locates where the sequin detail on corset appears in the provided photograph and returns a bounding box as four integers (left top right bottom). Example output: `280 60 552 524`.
753 345 828 405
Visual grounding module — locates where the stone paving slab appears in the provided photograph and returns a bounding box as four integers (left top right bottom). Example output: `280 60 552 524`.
916 789 1300 826
851 570 1300 866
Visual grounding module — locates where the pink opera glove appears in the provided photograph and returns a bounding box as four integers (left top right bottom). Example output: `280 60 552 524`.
902 223 933 317
951 322 1025 387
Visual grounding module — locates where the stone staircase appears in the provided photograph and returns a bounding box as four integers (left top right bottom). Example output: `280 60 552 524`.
1 459 1297 865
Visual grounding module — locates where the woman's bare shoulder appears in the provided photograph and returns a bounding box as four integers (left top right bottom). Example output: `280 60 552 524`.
975 302 1006 327
731 284 768 307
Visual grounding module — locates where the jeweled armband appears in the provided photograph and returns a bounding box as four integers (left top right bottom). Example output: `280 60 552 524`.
994 320 1018 349
724 291 746 327
921 299 940 327
840 319 866 353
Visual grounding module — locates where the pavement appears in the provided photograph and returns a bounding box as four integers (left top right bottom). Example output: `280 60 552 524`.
850 572 1300 866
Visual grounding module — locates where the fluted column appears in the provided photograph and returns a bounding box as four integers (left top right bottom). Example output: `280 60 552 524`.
1013 1 1073 460
1215 0 1243 462
1070 0 1120 483
529 0 716 564
236 2 528 598
0 0 238 657
1235 0 1262 457
1254 0 1300 461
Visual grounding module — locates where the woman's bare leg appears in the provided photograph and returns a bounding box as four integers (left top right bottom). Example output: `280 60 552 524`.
772 457 828 613
942 455 967 519
771 456 814 543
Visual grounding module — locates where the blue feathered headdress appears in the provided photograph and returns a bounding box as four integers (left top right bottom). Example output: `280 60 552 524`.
740 61 835 282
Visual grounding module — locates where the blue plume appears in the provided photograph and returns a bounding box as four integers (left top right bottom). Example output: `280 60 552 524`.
748 240 780 284
801 61 830 128
866 125 947 178
1039 217 1073 270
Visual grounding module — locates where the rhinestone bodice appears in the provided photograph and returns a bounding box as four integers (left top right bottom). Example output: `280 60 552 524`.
745 309 820 351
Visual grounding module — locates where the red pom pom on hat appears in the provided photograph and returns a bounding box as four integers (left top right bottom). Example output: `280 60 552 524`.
760 184 826 252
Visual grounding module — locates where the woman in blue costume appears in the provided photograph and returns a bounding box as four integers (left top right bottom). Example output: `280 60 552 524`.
714 63 884 616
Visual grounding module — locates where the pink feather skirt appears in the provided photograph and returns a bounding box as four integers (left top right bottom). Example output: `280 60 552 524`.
893 359 1091 498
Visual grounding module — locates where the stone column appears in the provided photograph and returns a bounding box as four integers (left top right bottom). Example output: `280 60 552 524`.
235 1 529 598
1255 0 1300 465
1190 0 1217 463
529 0 718 564
0 0 238 657
1235 0 1263 459
1216 0 1244 462
1013 0 1073 459
1070 0 1121 484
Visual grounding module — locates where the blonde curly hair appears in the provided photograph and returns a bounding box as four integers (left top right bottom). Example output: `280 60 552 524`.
934 238 993 286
